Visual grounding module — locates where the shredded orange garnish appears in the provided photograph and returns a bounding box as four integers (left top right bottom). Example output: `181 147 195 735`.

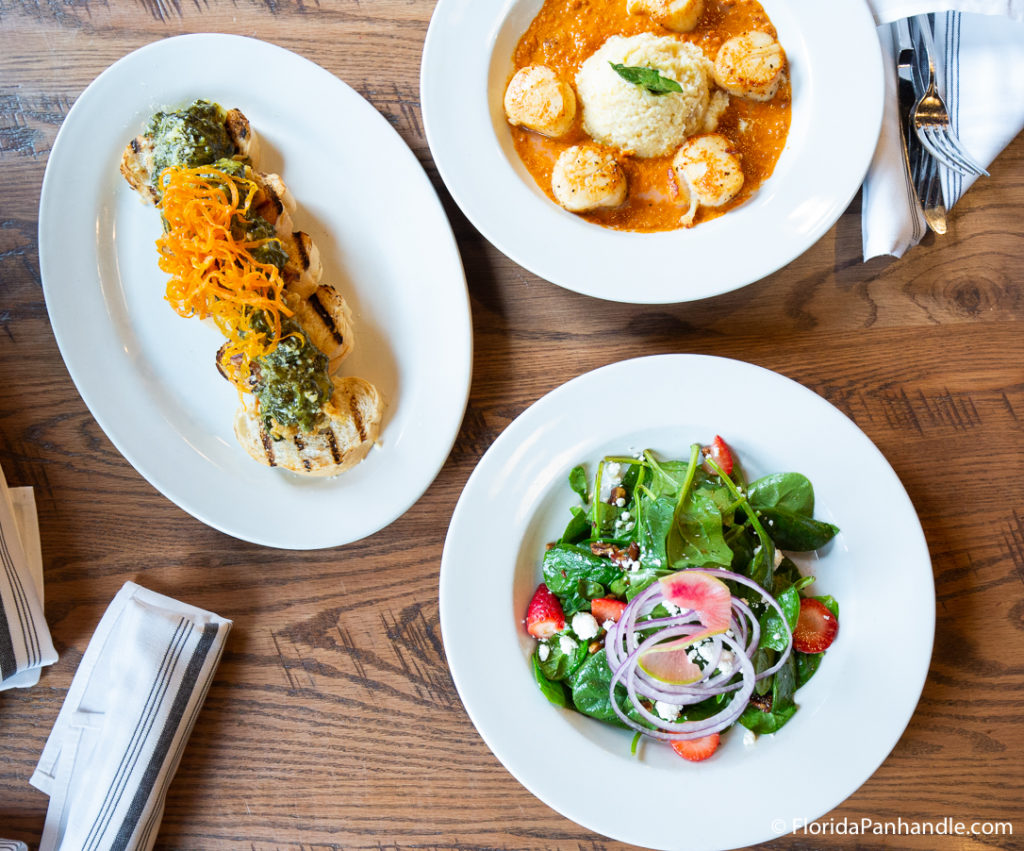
155 164 292 386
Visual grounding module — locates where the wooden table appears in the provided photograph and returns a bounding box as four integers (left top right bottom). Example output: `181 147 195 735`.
2 2 1023 849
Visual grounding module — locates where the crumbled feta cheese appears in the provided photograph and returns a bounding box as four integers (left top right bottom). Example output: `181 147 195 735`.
559 635 578 655
571 611 599 640
621 557 641 572
615 497 626 507
664 602 683 616
602 619 616 631
599 462 623 501
654 701 681 722
620 511 631 521
743 728 756 747
538 644 550 662
774 548 784 568
716 650 736 676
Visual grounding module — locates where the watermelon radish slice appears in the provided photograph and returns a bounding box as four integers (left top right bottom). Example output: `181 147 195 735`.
659 571 732 635
638 572 732 684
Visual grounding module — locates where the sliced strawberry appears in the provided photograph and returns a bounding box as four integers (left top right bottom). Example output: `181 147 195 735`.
704 435 734 475
526 583 565 639
792 598 839 653
590 597 627 624
670 732 720 762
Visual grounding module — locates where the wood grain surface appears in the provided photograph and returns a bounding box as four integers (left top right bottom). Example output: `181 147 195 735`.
2 1 1023 849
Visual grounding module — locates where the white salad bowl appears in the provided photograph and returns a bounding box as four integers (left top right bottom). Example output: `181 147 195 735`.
440 355 934 850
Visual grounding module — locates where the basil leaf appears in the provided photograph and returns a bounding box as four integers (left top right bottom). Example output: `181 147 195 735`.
610 62 683 95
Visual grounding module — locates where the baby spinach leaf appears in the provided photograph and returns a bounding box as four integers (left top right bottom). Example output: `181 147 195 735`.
559 505 591 544
609 62 683 94
748 472 815 516
758 606 791 653
532 654 569 708
815 594 839 619
543 544 621 615
668 489 733 568
568 650 630 725
746 540 775 589
739 653 798 734
537 637 588 682
577 578 606 601
738 701 798 734
637 495 674 567
568 465 589 502
795 651 823 688
759 507 839 551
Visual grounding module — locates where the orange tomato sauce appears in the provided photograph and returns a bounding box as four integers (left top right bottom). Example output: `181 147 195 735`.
509 0 791 232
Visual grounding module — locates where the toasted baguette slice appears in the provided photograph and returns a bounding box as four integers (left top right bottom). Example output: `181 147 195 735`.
215 281 355 380
284 284 355 374
120 106 258 205
278 230 323 295
234 377 383 476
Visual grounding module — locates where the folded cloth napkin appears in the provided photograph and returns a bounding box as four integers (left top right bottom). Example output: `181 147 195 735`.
0 841 29 851
31 582 231 851
0 463 57 688
862 0 1024 259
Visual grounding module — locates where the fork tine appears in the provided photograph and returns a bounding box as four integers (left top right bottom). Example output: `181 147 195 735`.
917 127 965 174
936 131 989 177
940 134 990 177
921 127 984 177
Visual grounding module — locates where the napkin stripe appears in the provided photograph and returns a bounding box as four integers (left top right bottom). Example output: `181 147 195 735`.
136 623 228 849
110 621 220 851
947 12 965 203
0 521 39 670
83 617 192 851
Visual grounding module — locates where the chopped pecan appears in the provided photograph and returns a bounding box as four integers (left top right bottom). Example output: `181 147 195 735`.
748 692 773 713
590 540 641 568
608 486 627 505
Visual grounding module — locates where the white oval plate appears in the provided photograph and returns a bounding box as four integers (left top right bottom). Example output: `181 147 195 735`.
40 34 472 549
440 355 933 850
422 0 883 304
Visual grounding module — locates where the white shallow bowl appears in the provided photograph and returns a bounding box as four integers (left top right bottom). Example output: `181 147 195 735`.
421 0 884 304
440 354 934 850
40 34 472 549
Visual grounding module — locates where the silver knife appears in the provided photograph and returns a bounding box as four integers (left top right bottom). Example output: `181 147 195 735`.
907 16 947 233
892 19 928 238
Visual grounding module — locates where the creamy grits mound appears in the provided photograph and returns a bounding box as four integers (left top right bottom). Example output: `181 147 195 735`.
575 33 717 158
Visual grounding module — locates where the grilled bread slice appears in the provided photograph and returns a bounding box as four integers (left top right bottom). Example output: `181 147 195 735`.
215 281 355 381
120 107 258 204
234 377 383 476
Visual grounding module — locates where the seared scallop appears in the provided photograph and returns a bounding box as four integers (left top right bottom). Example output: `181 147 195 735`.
626 0 705 33
713 31 785 101
551 145 628 213
672 134 743 225
504 65 577 138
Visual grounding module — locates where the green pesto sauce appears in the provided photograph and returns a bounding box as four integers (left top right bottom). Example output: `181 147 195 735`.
147 99 235 193
238 214 289 272
250 311 332 434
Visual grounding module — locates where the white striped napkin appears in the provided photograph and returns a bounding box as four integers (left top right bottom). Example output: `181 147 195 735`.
0 841 29 851
862 0 1024 258
0 464 57 688
30 582 232 851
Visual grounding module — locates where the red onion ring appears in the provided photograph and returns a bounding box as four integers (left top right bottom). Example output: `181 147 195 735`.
603 568 792 741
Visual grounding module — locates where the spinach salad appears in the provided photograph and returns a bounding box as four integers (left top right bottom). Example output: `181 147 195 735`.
524 437 841 762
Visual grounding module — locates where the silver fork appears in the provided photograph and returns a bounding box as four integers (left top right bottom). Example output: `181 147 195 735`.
910 15 989 178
